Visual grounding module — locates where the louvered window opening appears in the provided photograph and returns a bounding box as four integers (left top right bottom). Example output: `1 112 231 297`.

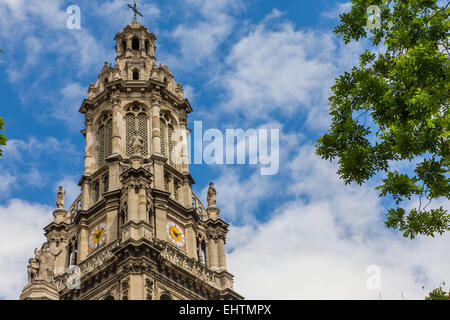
125 104 149 157
97 114 113 167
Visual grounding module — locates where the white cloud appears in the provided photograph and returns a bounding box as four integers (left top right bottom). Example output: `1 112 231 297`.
0 172 17 193
226 143 450 300
165 0 243 69
2 137 78 162
321 2 352 20
0 199 53 300
91 0 160 32
51 82 85 129
219 18 365 130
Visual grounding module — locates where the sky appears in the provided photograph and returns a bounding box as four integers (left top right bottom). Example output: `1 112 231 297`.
0 0 449 300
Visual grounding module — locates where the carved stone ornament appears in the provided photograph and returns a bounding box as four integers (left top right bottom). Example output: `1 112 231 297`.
121 278 130 300
145 278 154 300
131 132 144 155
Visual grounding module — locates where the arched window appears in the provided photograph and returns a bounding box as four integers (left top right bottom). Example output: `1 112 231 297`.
97 113 113 167
132 69 139 80
67 237 78 267
125 104 149 157
132 37 140 50
122 40 127 54
159 112 176 166
197 236 206 265
145 39 150 54
119 207 127 226
160 293 172 300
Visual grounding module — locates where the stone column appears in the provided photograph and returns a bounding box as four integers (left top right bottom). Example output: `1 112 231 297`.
204 242 210 268
109 162 120 190
151 101 161 155
112 100 122 155
81 181 90 210
154 203 167 241
138 187 147 222
208 238 219 270
185 225 196 259
84 117 95 174
78 224 89 263
127 185 139 222
180 121 189 174
126 37 132 52
129 274 146 300
106 208 118 243
182 180 192 208
218 237 227 271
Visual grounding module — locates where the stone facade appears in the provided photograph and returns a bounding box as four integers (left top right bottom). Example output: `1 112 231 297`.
20 20 243 301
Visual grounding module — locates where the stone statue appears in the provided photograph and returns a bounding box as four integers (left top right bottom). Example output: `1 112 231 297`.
56 186 65 209
33 242 56 283
131 133 144 155
176 83 184 98
207 182 216 207
27 258 39 283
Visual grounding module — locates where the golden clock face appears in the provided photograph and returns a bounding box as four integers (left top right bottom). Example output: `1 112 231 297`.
89 222 107 249
166 221 185 247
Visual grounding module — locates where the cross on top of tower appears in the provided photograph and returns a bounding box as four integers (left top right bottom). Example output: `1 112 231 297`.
127 0 143 23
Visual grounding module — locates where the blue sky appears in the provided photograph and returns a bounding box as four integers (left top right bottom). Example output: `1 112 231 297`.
0 0 449 300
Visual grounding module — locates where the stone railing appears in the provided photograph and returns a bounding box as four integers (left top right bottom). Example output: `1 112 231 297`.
67 194 82 222
192 193 206 220
156 239 217 287
55 240 120 291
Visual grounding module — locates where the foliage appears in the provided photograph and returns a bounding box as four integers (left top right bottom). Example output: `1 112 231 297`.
316 0 450 239
425 283 450 300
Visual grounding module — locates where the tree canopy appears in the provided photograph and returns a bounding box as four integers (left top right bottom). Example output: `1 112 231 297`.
316 0 449 239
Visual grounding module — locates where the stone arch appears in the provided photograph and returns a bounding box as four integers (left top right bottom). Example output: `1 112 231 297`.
160 293 172 300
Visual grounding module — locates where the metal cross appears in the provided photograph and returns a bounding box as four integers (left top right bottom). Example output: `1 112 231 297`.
127 0 143 22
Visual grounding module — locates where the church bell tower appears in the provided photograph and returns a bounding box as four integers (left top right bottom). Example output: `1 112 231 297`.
20 11 243 301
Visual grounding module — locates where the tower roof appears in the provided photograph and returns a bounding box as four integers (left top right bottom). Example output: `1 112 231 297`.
114 21 157 41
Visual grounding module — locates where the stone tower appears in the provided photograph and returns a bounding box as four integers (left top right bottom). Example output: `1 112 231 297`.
20 19 243 301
